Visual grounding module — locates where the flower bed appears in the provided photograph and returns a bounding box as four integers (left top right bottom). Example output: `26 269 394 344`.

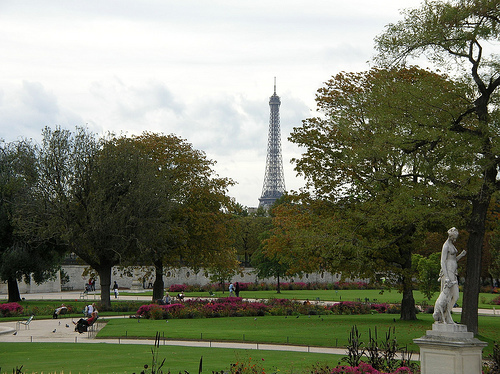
0 302 23 317
329 363 414 373
136 298 400 320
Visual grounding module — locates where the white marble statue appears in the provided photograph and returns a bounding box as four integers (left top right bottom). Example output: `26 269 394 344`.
433 227 466 324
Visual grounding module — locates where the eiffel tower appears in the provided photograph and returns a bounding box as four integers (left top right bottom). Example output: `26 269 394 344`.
259 79 286 208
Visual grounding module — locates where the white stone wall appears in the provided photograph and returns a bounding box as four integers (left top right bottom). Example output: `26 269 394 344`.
0 265 346 294
0 273 61 294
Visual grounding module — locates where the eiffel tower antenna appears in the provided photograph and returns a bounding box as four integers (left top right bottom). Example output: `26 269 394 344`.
258 78 286 209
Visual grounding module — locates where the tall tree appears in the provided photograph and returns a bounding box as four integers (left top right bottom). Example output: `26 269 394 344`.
19 129 236 307
286 67 472 320
230 212 272 267
16 127 132 308
115 132 235 301
252 240 291 294
375 0 500 334
0 140 66 302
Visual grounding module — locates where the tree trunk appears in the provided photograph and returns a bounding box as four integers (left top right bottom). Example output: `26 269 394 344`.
461 195 490 334
7 277 21 302
397 225 417 320
400 273 416 320
96 265 112 309
153 258 164 301
460 92 498 334
276 274 281 294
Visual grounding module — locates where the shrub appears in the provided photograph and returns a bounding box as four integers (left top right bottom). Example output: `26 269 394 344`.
136 303 187 319
328 302 371 315
491 295 500 305
423 306 434 314
386 305 401 314
370 304 390 314
169 284 187 293
0 302 23 317
229 355 266 374
135 298 398 320
483 341 500 374
329 362 414 373
149 305 165 320
109 301 144 313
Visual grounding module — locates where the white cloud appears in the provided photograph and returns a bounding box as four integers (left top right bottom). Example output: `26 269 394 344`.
0 0 424 206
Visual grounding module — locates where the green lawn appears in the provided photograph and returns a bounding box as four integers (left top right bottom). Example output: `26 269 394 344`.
98 313 500 356
2 313 498 373
0 342 340 374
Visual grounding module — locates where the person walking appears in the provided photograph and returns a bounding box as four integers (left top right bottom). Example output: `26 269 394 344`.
112 281 119 298
229 282 235 297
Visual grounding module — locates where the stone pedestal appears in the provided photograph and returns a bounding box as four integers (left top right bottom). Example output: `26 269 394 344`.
414 323 487 374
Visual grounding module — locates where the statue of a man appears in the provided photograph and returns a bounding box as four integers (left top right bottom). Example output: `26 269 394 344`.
433 227 466 324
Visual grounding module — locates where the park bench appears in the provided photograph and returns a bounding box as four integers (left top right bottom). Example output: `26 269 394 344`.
52 306 68 319
80 285 90 299
16 315 34 330
75 315 99 334
87 317 103 338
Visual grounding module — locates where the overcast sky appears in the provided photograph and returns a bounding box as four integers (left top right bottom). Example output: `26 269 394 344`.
0 0 423 207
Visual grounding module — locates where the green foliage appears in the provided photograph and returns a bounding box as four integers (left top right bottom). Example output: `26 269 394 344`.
12 128 236 307
106 132 235 300
251 245 290 292
374 0 500 334
412 253 441 300
230 214 272 266
484 341 500 374
204 247 242 289
342 326 364 367
282 67 473 319
375 0 500 70
0 139 67 301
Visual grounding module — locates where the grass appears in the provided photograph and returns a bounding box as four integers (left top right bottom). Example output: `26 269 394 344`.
0 342 341 374
3 313 498 373
98 313 500 356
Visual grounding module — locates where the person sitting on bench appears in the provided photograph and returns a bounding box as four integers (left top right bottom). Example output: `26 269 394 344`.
53 304 68 319
73 311 98 333
158 291 171 305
